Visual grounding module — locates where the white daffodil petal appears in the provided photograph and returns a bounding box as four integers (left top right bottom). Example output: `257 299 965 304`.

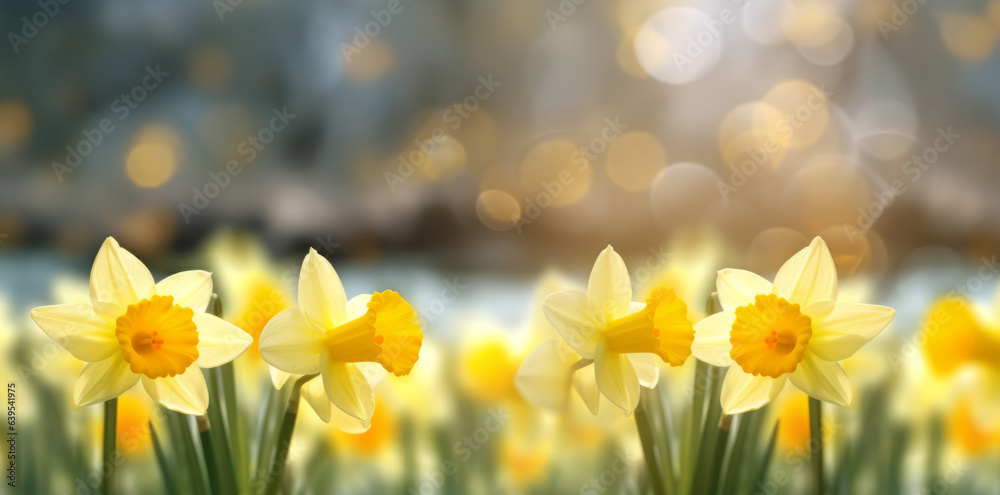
542 289 602 359
142 366 210 415
192 313 253 368
321 359 375 423
345 293 373 321
594 342 640 414
774 237 838 307
259 307 326 375
155 270 213 313
514 340 576 411
789 352 852 406
327 398 372 434
30 304 117 362
720 367 786 415
90 237 154 309
692 312 736 367
810 304 895 361
93 302 125 326
300 375 332 423
270 368 295 389
588 246 632 320
717 269 773 311
628 353 660 388
572 364 601 415
298 248 347 329
74 353 139 407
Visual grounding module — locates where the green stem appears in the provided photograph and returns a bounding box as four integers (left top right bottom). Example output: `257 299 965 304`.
809 397 824 495
149 421 178 494
102 399 117 495
197 416 225 495
706 414 733 495
264 374 317 495
635 398 667 495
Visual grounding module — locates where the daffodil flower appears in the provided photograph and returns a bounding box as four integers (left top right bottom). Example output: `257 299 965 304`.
259 248 422 426
30 237 253 415
692 237 895 415
517 246 695 414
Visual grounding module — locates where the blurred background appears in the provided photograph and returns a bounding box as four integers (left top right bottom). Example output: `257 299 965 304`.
3 0 1000 493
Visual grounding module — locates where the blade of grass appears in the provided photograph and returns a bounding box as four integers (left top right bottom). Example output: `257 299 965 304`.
652 384 678 494
809 397 824 495
706 414 733 495
750 420 780 493
690 364 724 495
681 359 710 495
635 394 668 495
150 420 178 494
264 374 316 495
720 407 761 495
102 398 117 495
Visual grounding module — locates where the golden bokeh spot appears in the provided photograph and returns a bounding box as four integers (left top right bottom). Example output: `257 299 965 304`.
777 394 811 452
718 102 790 175
731 294 812 378
780 0 843 48
476 189 521 231
616 28 651 79
0 100 33 154
187 45 231 91
606 131 667 192
343 39 396 83
519 140 592 208
940 13 997 62
762 80 830 150
787 157 872 232
126 124 182 189
116 295 199 379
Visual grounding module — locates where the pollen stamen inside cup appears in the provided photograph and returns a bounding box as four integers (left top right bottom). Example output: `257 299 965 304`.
603 287 694 367
116 295 199 378
326 290 422 376
730 294 812 378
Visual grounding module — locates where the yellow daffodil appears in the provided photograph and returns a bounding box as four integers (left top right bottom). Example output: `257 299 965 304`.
517 246 695 415
30 237 253 415
692 237 895 414
259 248 422 427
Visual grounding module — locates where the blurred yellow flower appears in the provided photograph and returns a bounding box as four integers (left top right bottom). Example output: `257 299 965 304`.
259 248 422 428
947 396 1000 455
30 237 253 415
517 246 695 415
692 237 895 414
922 297 1000 376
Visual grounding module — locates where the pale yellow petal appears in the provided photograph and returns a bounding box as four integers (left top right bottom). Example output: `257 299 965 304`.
542 289 602 359
74 353 139 407
514 340 576 411
809 304 895 361
716 269 773 311
321 358 375 423
720 367 786 415
300 375 332 423
788 352 852 406
345 293 373 321
571 363 601 415
142 365 210 415
270 368 295 389
774 237 838 307
628 353 660 388
155 270 213 313
192 313 253 368
588 246 632 320
692 311 736 367
356 361 388 387
90 237 154 308
593 342 640 414
298 248 347 328
259 307 325 375
30 304 117 362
